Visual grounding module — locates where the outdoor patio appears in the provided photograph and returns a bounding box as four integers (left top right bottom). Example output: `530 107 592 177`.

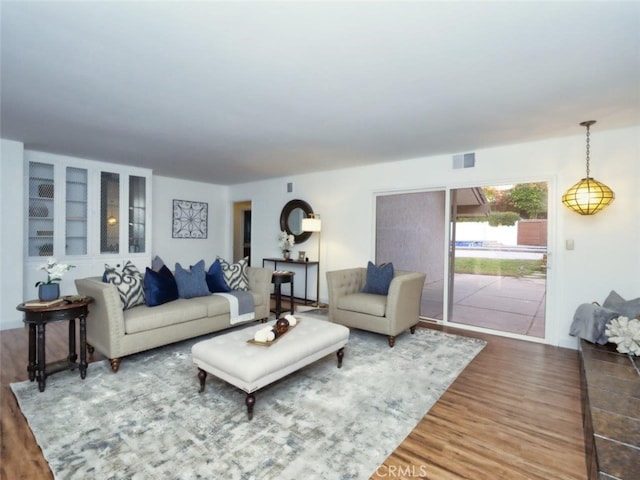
421 273 546 338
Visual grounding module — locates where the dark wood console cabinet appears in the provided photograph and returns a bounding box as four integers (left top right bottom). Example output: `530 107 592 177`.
579 340 640 480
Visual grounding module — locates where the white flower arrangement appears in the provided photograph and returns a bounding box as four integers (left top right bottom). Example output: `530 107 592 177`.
35 257 75 287
605 316 640 356
278 230 295 252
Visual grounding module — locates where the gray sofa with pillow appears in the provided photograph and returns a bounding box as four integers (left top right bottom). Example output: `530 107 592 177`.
75 266 273 372
326 266 426 347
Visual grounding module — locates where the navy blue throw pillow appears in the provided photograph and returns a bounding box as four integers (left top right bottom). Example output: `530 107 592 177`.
144 265 179 307
174 260 211 299
206 259 231 293
361 261 394 295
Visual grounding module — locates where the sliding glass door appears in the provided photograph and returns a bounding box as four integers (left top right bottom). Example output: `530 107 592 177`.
449 183 548 338
375 190 446 319
375 182 548 339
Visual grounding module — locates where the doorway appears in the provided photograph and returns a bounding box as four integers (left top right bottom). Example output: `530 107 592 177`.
448 183 547 338
375 181 548 340
232 201 252 263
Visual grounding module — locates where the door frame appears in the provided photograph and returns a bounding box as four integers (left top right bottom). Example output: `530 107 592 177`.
373 175 557 345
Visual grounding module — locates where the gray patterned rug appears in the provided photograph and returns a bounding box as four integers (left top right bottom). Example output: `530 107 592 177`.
11 324 485 480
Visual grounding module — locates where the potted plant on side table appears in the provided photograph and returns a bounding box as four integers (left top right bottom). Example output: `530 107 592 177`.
278 230 295 260
35 257 75 301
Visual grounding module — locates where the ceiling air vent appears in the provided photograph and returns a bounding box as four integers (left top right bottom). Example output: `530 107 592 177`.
453 153 475 169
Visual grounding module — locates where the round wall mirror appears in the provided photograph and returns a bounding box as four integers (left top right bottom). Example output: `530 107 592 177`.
280 199 314 244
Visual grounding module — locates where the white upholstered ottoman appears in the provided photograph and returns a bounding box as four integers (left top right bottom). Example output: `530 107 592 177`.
191 316 350 420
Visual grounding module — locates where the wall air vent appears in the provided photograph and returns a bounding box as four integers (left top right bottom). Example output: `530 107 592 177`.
452 152 475 169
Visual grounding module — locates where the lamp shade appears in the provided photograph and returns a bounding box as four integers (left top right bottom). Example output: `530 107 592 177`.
561 177 615 215
301 217 321 232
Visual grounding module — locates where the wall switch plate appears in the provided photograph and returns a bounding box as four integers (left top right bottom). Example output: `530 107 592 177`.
566 239 574 250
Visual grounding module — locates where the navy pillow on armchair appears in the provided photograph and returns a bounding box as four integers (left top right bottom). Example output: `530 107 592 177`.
361 261 394 295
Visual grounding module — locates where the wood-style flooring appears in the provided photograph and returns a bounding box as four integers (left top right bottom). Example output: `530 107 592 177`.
1 312 586 480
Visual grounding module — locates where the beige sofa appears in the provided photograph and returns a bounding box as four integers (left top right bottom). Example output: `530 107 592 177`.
75 267 273 372
326 268 426 347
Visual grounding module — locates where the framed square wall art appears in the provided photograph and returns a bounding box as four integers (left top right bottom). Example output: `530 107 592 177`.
172 199 208 239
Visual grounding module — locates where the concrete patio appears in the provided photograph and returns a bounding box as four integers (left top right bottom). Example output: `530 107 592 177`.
421 273 546 338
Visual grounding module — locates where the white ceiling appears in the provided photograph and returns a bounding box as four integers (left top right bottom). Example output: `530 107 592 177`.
2 1 639 185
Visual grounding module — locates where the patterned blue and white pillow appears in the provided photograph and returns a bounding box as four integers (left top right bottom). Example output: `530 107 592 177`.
217 256 249 291
103 261 145 310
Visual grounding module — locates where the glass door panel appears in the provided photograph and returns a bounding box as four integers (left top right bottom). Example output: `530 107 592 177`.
28 162 54 257
128 175 146 253
66 167 88 255
100 172 120 253
448 183 548 338
375 190 446 319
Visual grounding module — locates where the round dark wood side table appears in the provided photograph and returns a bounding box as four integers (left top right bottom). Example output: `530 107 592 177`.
17 297 93 392
271 272 295 318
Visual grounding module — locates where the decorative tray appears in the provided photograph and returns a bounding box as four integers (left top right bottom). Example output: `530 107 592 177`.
247 317 301 347
63 295 91 304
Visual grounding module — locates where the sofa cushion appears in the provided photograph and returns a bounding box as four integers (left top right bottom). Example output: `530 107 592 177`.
144 265 179 307
190 294 234 317
603 290 640 319
124 299 208 334
206 259 231 293
218 256 249 291
361 261 394 295
337 292 387 317
103 261 145 310
175 260 211 299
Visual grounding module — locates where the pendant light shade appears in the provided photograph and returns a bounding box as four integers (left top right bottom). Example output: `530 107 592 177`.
562 120 614 215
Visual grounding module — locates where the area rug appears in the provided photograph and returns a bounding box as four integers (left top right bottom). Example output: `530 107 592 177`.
11 325 485 480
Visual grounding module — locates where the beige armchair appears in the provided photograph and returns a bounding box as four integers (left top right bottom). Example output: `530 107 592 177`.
326 267 426 347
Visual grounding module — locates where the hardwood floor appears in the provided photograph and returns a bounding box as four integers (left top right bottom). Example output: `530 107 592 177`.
0 316 586 480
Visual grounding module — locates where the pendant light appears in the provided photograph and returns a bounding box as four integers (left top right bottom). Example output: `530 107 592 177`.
561 120 615 215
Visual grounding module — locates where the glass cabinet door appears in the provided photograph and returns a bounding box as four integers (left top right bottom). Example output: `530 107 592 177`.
28 162 54 257
128 175 146 253
100 172 120 254
65 167 88 255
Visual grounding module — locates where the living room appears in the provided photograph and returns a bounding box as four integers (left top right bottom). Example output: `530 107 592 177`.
3 122 639 348
1 1 639 479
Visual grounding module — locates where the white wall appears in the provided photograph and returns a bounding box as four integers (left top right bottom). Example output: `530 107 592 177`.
151 175 230 268
1 139 26 329
231 126 640 349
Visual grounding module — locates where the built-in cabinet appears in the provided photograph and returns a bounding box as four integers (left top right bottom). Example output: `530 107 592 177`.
24 152 152 296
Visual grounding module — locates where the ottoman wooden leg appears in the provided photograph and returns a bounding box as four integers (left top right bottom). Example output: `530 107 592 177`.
246 393 256 421
198 368 207 393
336 348 344 368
